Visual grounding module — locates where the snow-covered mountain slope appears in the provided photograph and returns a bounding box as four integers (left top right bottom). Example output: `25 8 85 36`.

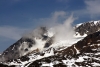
0 28 100 67
75 20 100 36
3 32 100 67
0 25 82 62
0 27 55 62
0 21 100 67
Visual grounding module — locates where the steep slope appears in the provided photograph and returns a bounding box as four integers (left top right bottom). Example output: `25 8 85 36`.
23 31 100 67
0 27 54 62
75 20 100 36
0 29 100 67
0 21 100 67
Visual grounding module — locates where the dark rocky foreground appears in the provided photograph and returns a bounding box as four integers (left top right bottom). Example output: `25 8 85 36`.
28 31 100 67
0 31 100 67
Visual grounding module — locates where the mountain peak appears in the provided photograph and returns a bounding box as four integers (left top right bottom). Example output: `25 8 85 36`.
75 20 100 36
0 20 100 67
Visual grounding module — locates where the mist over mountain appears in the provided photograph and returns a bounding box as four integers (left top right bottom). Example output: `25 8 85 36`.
0 20 100 67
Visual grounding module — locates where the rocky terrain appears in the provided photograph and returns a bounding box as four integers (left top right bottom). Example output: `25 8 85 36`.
75 21 100 35
0 21 100 67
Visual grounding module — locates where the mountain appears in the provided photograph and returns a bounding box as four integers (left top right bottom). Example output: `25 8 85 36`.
75 20 100 36
0 21 100 67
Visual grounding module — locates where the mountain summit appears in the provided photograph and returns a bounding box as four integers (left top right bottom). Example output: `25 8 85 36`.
0 21 100 67
75 20 100 35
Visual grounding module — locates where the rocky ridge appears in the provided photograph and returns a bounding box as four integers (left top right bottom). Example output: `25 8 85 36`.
0 21 100 67
75 20 100 35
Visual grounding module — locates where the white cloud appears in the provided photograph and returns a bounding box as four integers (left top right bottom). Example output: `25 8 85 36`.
33 11 68 28
85 0 100 15
0 26 28 40
0 11 71 43
52 13 76 42
32 11 76 43
69 0 100 20
0 11 76 52
51 11 67 22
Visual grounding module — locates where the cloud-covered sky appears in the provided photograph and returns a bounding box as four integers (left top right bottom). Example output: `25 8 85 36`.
0 0 100 52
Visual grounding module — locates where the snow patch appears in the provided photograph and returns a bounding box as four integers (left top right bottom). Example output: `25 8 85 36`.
75 23 83 28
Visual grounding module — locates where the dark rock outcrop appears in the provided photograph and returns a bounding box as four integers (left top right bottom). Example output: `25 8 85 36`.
0 63 15 67
1 21 100 67
75 21 100 35
2 31 99 67
27 31 100 67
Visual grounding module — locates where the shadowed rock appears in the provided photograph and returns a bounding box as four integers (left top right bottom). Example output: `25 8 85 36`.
0 27 54 62
75 21 100 35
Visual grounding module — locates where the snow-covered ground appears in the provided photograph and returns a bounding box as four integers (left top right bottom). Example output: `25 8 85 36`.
3 32 87 67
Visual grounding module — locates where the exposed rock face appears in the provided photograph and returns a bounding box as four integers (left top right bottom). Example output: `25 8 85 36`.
0 27 54 62
0 31 100 67
0 21 100 67
0 63 15 67
75 21 100 35
27 31 100 67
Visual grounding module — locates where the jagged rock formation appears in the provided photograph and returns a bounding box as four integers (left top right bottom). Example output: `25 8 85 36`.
0 21 100 67
0 27 54 62
75 21 100 35
25 31 100 67
0 31 100 67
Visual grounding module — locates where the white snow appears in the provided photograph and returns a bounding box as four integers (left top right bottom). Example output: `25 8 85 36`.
3 25 89 67
62 59 75 66
98 44 100 46
76 56 84 62
93 21 98 25
75 23 83 28
47 28 55 37
49 34 85 50
6 48 54 67
5 30 87 67
12 45 15 50
74 32 87 38
42 63 51 66
95 52 100 55
74 45 80 54
42 63 53 67
91 62 100 66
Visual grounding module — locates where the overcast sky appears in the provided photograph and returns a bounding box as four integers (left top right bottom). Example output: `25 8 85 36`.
0 0 100 52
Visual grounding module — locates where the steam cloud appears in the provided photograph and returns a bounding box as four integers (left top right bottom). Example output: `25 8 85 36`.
0 12 76 62
51 14 76 43
24 11 76 42
24 11 76 45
